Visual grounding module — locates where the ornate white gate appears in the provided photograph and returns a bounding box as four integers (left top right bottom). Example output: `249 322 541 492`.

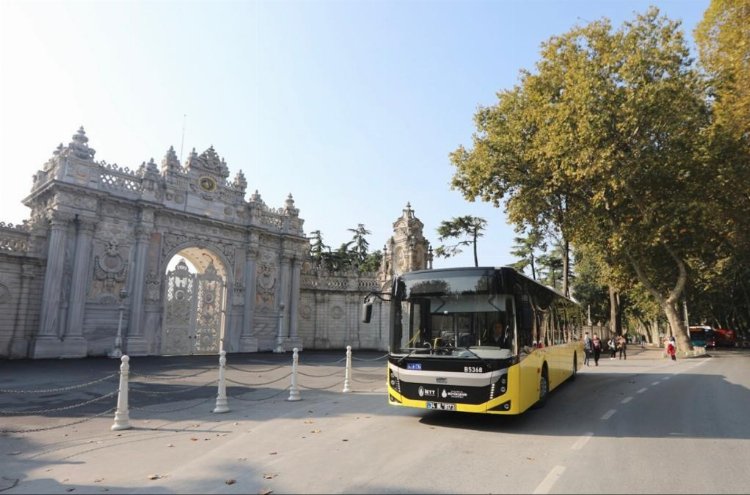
163 259 225 355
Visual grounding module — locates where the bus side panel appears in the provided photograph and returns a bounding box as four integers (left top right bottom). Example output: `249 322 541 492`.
548 342 582 391
517 350 546 413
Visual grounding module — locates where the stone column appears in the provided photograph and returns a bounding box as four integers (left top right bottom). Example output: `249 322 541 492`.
240 243 259 352
124 224 150 355
62 217 96 357
277 254 291 349
32 213 70 358
288 256 303 350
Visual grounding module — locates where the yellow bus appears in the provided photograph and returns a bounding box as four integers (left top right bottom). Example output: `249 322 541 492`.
363 266 584 414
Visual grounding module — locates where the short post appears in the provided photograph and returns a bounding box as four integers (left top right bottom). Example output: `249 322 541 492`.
342 345 352 393
287 347 301 401
111 355 132 431
213 350 229 413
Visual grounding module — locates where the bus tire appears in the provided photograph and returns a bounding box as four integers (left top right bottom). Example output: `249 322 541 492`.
534 365 549 409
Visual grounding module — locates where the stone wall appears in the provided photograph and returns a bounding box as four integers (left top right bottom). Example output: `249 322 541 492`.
298 266 389 351
0 223 44 358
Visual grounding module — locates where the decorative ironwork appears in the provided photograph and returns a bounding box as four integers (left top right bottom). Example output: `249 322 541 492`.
162 260 225 355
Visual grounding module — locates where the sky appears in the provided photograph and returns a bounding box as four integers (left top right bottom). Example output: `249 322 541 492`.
0 0 710 270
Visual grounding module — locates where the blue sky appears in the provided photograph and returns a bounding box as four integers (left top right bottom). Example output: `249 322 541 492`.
0 0 709 270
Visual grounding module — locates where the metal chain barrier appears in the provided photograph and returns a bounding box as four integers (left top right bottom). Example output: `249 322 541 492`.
225 373 292 387
129 395 217 413
0 373 118 394
1 406 117 434
129 368 214 380
129 379 217 395
0 390 119 415
296 367 345 378
351 352 389 362
226 363 287 373
228 386 291 402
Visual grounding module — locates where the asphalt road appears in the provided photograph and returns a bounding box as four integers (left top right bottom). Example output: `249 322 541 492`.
1 347 748 494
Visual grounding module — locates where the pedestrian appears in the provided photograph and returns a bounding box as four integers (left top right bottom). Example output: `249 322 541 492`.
617 334 627 360
608 336 617 359
666 336 677 361
592 334 602 366
583 332 592 366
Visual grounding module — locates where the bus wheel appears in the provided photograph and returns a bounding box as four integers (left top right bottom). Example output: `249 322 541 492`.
534 366 549 409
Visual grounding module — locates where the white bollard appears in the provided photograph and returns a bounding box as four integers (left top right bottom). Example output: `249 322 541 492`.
213 350 230 413
111 355 132 431
342 345 352 393
287 347 301 401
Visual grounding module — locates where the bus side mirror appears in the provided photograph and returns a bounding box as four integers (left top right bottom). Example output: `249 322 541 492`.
361 298 373 323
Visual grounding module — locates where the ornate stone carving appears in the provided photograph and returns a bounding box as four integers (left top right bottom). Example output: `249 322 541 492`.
146 270 162 302
92 239 129 300
255 252 277 310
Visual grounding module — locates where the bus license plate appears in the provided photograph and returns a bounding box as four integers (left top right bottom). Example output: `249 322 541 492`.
427 402 456 411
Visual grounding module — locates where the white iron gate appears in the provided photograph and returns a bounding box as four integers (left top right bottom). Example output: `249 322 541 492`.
163 259 225 355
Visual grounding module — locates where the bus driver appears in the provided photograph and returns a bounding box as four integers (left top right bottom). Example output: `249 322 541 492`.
491 321 506 347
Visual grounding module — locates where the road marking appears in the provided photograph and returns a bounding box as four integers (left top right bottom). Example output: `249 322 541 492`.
571 432 593 450
637 387 648 394
533 465 566 494
621 396 633 404
601 409 617 420
651 381 660 386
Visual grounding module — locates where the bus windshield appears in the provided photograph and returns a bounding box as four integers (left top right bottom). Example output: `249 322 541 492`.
391 270 516 359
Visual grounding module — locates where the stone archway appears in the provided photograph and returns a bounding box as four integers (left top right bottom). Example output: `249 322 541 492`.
162 247 228 355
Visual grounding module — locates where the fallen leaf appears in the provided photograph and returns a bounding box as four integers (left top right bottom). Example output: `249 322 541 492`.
342 439 349 442
262 473 277 480
310 429 321 434
65 489 75 493
269 452 278 455
304 420 314 424
94 479 103 483
238 457 247 461
190 438 199 442
258 489 273 495
225 479 236 485
148 474 161 480
167 444 174 448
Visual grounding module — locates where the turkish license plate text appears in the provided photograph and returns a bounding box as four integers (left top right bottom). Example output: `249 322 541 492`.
427 402 456 411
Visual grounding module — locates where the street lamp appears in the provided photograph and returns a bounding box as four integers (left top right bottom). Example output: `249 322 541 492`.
109 289 128 358
274 302 286 353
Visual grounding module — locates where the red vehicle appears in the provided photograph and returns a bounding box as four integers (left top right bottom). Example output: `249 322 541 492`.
714 328 737 348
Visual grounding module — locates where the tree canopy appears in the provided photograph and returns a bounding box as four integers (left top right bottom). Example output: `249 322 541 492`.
450 7 719 350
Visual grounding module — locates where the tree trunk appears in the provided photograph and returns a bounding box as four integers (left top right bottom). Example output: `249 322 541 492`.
562 238 570 298
628 250 693 352
609 286 620 337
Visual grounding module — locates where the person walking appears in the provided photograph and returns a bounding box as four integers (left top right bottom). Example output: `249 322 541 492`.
617 334 627 360
592 334 602 366
608 336 617 359
583 332 592 366
666 336 677 361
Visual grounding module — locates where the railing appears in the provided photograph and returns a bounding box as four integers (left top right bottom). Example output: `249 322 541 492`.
0 348 389 434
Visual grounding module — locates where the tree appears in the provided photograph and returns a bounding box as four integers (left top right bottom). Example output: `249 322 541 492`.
510 226 546 280
695 0 750 142
450 8 713 352
434 216 487 267
308 230 329 267
346 224 372 267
